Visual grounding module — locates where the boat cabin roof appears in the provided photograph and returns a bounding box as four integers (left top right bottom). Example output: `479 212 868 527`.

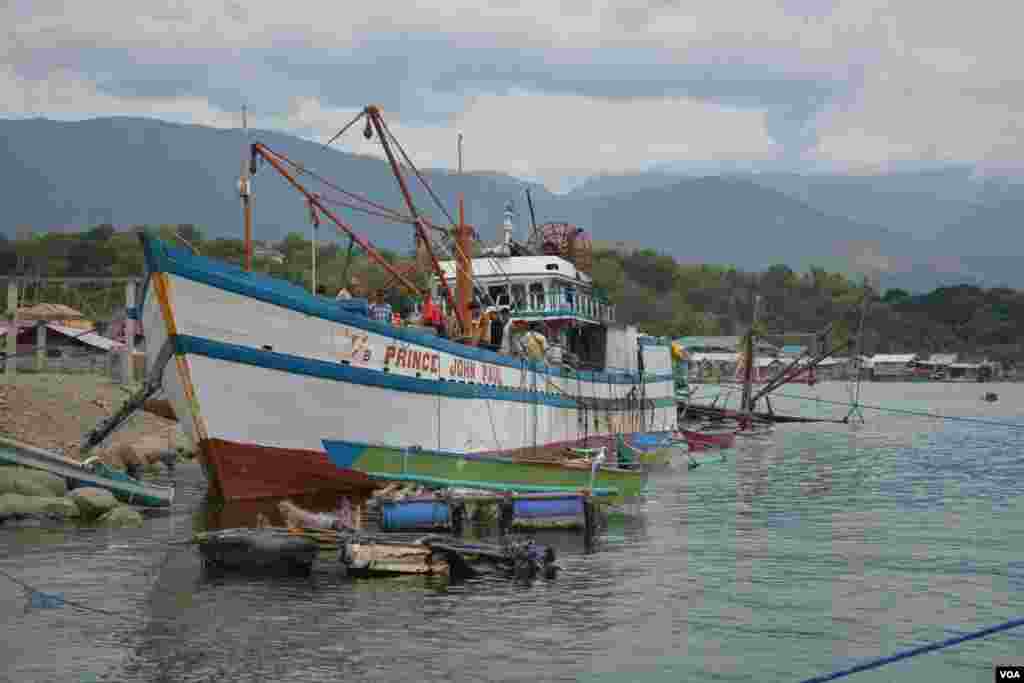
437 255 592 286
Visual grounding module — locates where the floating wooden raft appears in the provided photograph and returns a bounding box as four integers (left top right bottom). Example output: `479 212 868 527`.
189 527 559 581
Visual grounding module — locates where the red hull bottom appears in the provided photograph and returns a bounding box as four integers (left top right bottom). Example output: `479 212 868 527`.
200 438 376 502
199 431 671 502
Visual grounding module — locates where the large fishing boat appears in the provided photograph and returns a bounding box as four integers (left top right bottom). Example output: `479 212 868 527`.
138 105 675 502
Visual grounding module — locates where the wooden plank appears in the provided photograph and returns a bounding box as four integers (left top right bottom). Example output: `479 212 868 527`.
0 436 175 505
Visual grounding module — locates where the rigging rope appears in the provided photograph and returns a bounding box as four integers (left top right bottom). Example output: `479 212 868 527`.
265 145 412 223
797 615 1024 683
378 115 524 311
379 117 457 228
321 110 367 150
0 567 126 617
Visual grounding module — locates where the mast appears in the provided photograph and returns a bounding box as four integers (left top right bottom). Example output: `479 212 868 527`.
740 294 761 417
846 277 872 422
455 133 472 334
239 105 253 272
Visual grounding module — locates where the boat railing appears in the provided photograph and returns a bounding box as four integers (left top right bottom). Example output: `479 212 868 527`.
516 291 615 323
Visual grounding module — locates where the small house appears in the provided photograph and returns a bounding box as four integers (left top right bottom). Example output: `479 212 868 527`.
0 304 122 373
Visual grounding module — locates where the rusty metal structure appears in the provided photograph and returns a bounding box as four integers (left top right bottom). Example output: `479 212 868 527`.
530 222 593 275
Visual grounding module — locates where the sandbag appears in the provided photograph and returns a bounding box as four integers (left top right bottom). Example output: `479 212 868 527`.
69 487 120 518
0 466 67 497
96 507 144 527
0 493 79 520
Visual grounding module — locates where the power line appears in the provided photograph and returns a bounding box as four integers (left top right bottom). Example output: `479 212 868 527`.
769 391 1024 430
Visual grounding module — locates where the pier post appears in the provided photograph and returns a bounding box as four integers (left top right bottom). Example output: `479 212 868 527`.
451 501 466 537
121 281 135 384
35 322 45 373
498 498 514 537
4 281 17 383
583 494 595 553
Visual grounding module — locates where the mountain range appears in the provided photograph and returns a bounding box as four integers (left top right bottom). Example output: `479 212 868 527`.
2 116 1021 291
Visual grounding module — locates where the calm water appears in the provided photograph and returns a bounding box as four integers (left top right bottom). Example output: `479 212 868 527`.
2 382 1023 682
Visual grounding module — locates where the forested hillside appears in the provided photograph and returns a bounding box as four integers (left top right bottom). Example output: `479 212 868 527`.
3 226 1021 364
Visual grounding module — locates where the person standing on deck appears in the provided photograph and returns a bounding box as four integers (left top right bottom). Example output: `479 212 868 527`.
370 288 393 324
422 296 446 337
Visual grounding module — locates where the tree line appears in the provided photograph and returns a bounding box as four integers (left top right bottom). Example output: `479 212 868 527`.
3 226 1021 364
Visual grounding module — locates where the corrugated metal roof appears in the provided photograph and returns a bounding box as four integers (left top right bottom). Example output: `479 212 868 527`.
45 324 123 352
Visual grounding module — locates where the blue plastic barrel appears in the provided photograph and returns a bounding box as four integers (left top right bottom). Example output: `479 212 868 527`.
512 497 584 519
380 501 451 530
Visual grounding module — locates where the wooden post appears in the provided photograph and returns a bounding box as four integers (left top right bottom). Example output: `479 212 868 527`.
451 501 465 537
498 497 513 537
5 281 17 383
455 198 473 335
583 494 595 553
121 282 136 384
35 322 45 373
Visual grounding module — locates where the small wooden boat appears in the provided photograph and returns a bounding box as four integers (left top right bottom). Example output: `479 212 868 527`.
616 433 674 467
322 439 644 501
677 427 737 451
0 436 175 508
194 528 319 574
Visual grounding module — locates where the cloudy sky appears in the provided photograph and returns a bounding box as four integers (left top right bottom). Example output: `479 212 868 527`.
4 0 1021 190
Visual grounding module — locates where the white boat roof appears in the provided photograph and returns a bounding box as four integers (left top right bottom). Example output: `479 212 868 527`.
437 255 592 285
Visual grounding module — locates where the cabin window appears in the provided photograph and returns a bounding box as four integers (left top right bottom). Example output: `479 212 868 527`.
487 285 509 307
510 284 526 311
545 263 559 271
528 282 545 310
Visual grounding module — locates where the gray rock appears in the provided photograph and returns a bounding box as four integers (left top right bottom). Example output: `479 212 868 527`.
96 507 144 527
69 487 120 518
0 466 67 497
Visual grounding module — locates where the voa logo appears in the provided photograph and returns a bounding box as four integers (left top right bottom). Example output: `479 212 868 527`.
998 669 1021 680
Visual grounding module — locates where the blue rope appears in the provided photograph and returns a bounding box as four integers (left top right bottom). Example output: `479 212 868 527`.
770 391 1024 431
798 616 1024 682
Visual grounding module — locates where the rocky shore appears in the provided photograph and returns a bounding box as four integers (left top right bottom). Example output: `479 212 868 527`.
0 373 188 527
0 373 191 464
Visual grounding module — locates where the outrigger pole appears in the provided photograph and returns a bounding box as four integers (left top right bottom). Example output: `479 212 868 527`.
364 106 468 335
250 143 424 297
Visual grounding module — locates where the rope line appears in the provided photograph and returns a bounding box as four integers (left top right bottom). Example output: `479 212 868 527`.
798 615 1024 683
0 567 129 617
768 391 1024 430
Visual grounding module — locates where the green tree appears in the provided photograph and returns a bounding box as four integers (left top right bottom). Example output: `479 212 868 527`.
882 288 910 304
